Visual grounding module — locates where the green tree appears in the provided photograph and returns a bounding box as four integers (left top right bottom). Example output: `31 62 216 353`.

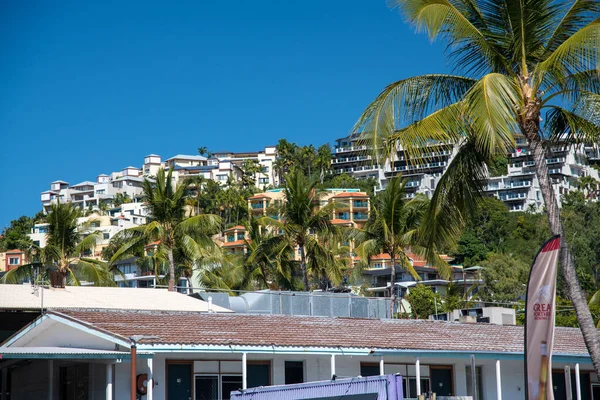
0 215 34 252
240 159 263 189
261 169 339 291
321 173 378 196
479 253 529 303
406 284 440 319
355 1 600 371
110 168 222 291
113 192 131 207
3 203 112 286
355 177 450 312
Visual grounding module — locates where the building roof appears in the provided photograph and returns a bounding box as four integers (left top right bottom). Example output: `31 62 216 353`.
165 154 207 162
224 225 246 232
51 310 588 356
222 239 246 247
51 180 68 184
113 176 145 183
249 193 273 200
332 192 369 198
330 219 353 225
0 285 231 313
5 249 23 254
145 154 160 157
71 181 96 187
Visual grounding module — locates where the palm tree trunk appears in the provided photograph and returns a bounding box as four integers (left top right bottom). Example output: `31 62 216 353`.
167 247 176 292
529 135 600 375
299 245 310 291
389 251 397 317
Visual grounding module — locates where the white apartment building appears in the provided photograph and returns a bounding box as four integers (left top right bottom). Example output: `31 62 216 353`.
333 134 600 211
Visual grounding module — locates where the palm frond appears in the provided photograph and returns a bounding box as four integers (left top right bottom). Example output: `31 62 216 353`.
74 258 115 286
543 0 600 58
545 104 600 145
2 263 34 284
463 73 519 154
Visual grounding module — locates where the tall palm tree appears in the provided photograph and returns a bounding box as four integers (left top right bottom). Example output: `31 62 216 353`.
110 168 222 291
3 203 113 286
261 169 339 291
355 0 600 371
355 177 448 311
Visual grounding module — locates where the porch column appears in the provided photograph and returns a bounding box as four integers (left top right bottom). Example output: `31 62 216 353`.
331 354 336 378
379 357 384 376
48 360 54 400
147 358 153 400
575 363 581 400
565 366 573 400
242 352 247 390
1 368 6 400
415 357 421 396
106 364 113 400
495 360 502 400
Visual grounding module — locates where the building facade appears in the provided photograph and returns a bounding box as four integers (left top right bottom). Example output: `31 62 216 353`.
333 135 600 211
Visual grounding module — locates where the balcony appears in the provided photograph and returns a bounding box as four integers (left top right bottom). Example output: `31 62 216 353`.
548 168 563 174
405 181 420 188
333 155 372 164
335 145 367 153
546 157 566 164
509 180 531 188
250 203 265 209
353 212 369 220
336 213 350 220
499 192 527 201
353 201 369 208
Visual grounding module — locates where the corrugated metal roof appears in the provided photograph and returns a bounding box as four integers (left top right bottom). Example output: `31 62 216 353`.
0 285 232 313
0 347 128 355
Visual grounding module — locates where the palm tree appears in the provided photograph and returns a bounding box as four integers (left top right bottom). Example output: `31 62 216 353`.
354 1 600 371
261 169 339 291
3 203 113 286
110 168 222 291
355 177 447 311
576 176 600 200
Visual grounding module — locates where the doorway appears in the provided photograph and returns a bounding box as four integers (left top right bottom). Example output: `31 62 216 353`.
168 362 192 400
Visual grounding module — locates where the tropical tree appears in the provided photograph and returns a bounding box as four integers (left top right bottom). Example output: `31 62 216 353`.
354 0 600 371
355 177 448 310
260 169 339 291
3 203 113 286
114 192 132 207
110 168 222 291
576 175 600 200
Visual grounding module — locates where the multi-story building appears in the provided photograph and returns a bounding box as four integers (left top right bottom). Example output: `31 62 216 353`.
485 140 600 211
332 135 452 199
0 249 27 272
221 225 247 255
333 134 600 211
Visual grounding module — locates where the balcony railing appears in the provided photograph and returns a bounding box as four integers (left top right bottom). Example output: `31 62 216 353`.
353 201 369 208
335 145 367 153
353 212 369 220
250 203 265 209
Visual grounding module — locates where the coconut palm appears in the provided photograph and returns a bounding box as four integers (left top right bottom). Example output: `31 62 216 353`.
110 168 222 291
3 202 113 286
355 0 600 371
260 169 340 291
355 177 448 311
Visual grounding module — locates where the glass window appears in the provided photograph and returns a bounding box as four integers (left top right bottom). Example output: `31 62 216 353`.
285 361 304 384
247 362 270 388
8 257 20 265
103 233 110 240
195 375 219 400
360 363 380 377
221 375 242 400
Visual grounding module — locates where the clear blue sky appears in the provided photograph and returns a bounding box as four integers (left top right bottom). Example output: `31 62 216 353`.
0 0 448 229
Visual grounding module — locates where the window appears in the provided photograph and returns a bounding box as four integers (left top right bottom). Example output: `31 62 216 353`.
360 363 380 377
466 365 484 400
194 361 270 399
90 221 100 228
103 233 110 240
8 257 20 265
285 361 304 384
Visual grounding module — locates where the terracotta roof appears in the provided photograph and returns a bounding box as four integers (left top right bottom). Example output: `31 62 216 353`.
5 249 23 254
53 310 588 355
370 254 391 260
332 192 369 198
222 240 246 247
224 225 246 232
249 193 272 200
330 219 353 225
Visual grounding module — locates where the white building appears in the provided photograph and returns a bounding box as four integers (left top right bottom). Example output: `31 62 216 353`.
333 135 600 211
0 303 594 400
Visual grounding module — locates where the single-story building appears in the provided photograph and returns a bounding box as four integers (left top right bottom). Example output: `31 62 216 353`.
0 309 596 400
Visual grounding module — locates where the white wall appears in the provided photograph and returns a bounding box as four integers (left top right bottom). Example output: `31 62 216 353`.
112 352 595 400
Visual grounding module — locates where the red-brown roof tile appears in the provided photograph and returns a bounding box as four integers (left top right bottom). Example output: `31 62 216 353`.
222 240 246 247
224 225 246 232
53 310 588 356
332 192 369 198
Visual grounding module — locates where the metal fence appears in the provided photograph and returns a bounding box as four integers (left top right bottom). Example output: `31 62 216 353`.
193 290 394 319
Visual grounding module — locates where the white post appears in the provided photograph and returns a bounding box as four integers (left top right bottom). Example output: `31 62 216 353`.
242 353 248 390
379 357 384 376
495 360 502 400
106 364 113 400
416 357 421 396
575 363 581 400
147 358 153 400
48 360 54 400
331 354 336 378
1 368 6 400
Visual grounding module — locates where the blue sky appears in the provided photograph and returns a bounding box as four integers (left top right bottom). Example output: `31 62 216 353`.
0 0 449 229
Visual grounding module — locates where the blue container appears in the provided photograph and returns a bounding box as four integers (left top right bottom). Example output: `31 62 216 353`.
230 374 404 400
